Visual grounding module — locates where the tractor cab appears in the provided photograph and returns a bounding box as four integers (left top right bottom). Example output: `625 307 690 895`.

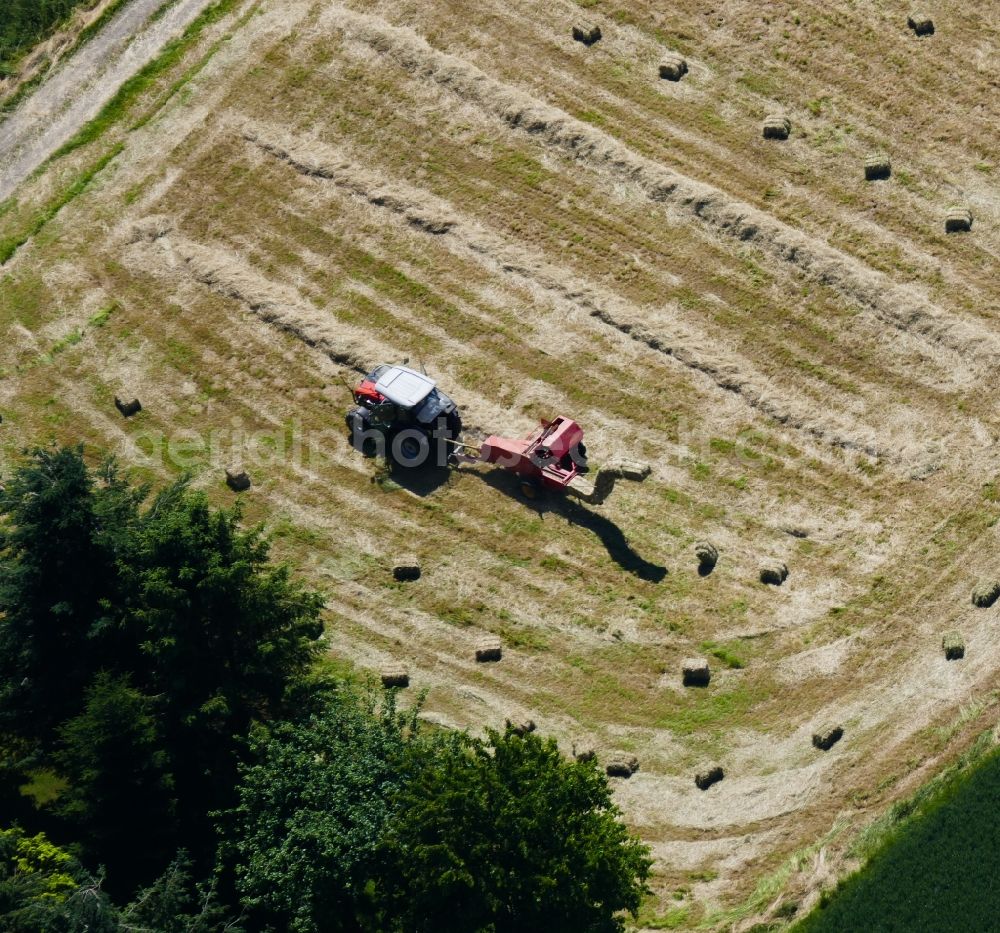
347 364 462 465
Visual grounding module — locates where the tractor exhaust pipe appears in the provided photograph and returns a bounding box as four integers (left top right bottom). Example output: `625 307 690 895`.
565 460 651 505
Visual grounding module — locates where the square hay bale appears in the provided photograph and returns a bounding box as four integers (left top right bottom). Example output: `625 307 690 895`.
971 579 999 608
942 631 965 660
392 557 421 582
864 154 891 180
573 744 596 763
658 53 688 81
695 766 724 790
606 753 639 778
475 636 503 663
572 24 602 45
907 14 934 36
695 541 718 576
682 657 711 687
945 207 973 233
380 666 410 688
759 561 789 586
114 395 142 418
812 724 843 751
225 466 251 492
505 717 536 736
762 114 791 140
617 459 652 480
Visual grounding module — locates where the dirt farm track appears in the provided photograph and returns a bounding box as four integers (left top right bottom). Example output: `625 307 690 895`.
1 0 998 927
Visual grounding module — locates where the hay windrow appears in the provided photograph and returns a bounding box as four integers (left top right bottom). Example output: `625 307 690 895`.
126 230 391 374
243 121 897 464
328 6 1000 370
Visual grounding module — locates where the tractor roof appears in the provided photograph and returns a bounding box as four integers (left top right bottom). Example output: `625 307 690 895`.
374 366 436 409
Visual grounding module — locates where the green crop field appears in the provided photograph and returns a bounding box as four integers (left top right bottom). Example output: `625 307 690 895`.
797 745 1000 932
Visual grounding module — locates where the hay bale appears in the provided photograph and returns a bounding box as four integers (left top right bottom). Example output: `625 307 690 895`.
606 753 639 777
695 766 724 790
114 396 142 418
762 114 791 140
658 53 688 81
392 557 421 582
475 635 503 663
945 206 973 233
907 13 934 36
812 724 843 751
225 466 251 492
616 459 652 480
380 666 410 688
942 631 965 661
682 657 711 687
971 579 1000 608
572 743 596 763
864 154 891 181
695 541 718 576
505 717 536 736
572 24 602 45
759 561 789 586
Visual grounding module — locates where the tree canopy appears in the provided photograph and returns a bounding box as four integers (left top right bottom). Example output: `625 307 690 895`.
0 446 325 887
0 445 652 930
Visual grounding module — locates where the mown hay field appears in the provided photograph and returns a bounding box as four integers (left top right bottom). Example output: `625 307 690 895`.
0 0 998 926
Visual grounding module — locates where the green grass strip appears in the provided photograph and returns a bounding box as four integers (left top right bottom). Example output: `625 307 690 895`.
0 0 248 266
0 143 122 265
52 0 243 161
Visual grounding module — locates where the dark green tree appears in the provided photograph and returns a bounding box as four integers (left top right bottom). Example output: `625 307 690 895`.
120 850 241 933
125 482 325 864
0 446 139 748
0 445 326 892
382 727 652 933
55 673 175 895
226 691 417 933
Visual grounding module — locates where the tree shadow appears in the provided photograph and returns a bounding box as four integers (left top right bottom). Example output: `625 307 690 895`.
467 467 667 583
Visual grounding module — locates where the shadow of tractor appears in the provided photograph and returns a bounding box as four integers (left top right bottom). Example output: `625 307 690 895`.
467 466 667 583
